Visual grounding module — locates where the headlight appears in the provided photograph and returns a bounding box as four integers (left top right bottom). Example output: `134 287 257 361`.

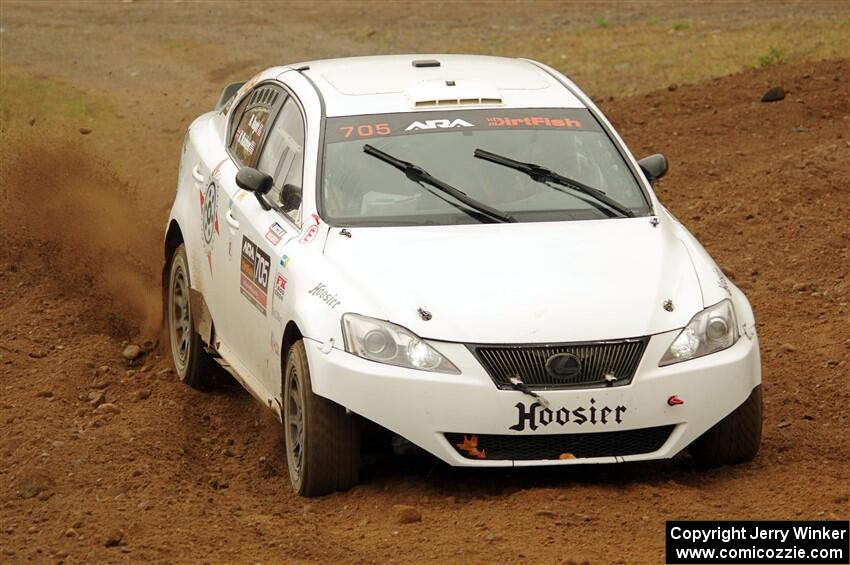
342 313 459 374
659 299 739 366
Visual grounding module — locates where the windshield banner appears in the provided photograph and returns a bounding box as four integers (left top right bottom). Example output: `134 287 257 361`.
326 108 600 143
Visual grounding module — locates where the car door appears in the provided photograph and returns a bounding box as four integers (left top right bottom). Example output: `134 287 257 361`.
227 89 306 393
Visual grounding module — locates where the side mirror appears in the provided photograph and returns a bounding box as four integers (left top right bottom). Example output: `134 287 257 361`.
637 154 668 183
235 167 273 194
281 184 302 213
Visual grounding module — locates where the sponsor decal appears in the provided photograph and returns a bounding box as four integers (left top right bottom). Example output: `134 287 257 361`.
234 127 257 155
325 109 600 144
239 236 271 315
509 399 626 432
486 116 582 128
279 254 291 269
265 222 286 245
273 274 287 301
405 118 473 131
198 158 227 274
299 213 321 244
308 282 341 309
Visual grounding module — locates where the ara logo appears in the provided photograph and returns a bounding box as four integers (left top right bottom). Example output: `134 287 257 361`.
405 118 474 131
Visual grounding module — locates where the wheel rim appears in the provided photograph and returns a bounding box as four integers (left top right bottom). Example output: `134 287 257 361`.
169 259 191 374
286 366 304 480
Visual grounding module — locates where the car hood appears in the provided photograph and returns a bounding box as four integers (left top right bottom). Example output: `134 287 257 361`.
323 218 703 344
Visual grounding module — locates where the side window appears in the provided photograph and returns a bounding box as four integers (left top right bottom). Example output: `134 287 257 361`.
228 86 282 167
256 98 305 225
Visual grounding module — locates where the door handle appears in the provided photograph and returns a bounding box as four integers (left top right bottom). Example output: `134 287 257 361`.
225 210 240 230
191 165 204 183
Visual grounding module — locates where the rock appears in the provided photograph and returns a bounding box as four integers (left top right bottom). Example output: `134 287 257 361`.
130 389 150 402
209 478 228 490
94 403 121 415
65 528 78 538
780 343 797 353
29 351 47 359
394 505 422 524
778 421 792 429
535 510 558 518
97 365 111 376
792 282 809 292
157 368 173 377
87 391 106 407
16 471 55 499
302 504 317 514
104 530 123 547
222 447 236 457
122 344 142 361
79 127 93 135
29 117 36 126
485 532 503 542
761 86 785 102
35 390 53 398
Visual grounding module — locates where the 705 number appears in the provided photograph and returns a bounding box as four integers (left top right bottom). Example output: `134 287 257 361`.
339 123 391 138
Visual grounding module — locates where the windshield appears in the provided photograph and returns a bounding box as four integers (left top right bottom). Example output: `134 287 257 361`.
321 108 650 226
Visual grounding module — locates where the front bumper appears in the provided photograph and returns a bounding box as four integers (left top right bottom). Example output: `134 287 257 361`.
305 329 761 467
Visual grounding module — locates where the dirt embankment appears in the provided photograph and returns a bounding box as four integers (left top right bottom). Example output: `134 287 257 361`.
0 52 848 565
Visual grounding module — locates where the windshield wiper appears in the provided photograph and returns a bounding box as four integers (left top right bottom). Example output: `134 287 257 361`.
473 148 634 218
363 144 516 224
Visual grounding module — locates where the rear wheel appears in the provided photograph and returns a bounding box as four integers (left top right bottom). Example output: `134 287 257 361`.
167 244 216 389
689 385 762 467
284 340 360 496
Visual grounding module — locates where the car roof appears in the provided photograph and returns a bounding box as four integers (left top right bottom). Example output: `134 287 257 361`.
292 54 585 117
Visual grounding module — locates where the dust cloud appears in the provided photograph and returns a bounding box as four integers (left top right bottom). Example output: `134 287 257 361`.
0 133 163 337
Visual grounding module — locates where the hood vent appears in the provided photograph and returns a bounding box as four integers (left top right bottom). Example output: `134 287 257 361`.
407 79 502 108
414 96 503 107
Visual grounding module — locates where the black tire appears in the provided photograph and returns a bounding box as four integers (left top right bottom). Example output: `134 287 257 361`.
166 244 216 389
284 340 360 496
689 385 763 467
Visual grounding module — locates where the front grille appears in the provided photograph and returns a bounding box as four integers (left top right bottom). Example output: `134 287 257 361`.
445 426 673 461
469 337 648 390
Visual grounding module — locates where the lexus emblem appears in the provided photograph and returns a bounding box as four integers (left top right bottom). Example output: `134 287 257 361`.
545 353 582 380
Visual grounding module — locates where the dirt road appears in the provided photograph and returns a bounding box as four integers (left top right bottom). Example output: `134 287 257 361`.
1 2 848 563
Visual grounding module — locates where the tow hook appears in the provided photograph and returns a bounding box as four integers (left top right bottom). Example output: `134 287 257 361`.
667 395 684 406
509 376 550 408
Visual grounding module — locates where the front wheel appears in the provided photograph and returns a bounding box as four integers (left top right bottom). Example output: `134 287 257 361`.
166 244 216 389
284 340 360 496
689 385 763 467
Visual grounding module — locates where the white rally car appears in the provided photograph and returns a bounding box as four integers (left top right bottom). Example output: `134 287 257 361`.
165 55 762 496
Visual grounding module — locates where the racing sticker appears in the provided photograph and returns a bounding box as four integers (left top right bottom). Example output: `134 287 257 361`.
273 273 287 302
265 222 286 245
308 282 341 309
509 399 626 432
279 254 291 269
239 236 271 315
299 213 321 244
325 108 601 143
198 158 226 274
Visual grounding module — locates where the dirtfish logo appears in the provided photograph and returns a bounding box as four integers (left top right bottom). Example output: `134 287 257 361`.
405 118 474 131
